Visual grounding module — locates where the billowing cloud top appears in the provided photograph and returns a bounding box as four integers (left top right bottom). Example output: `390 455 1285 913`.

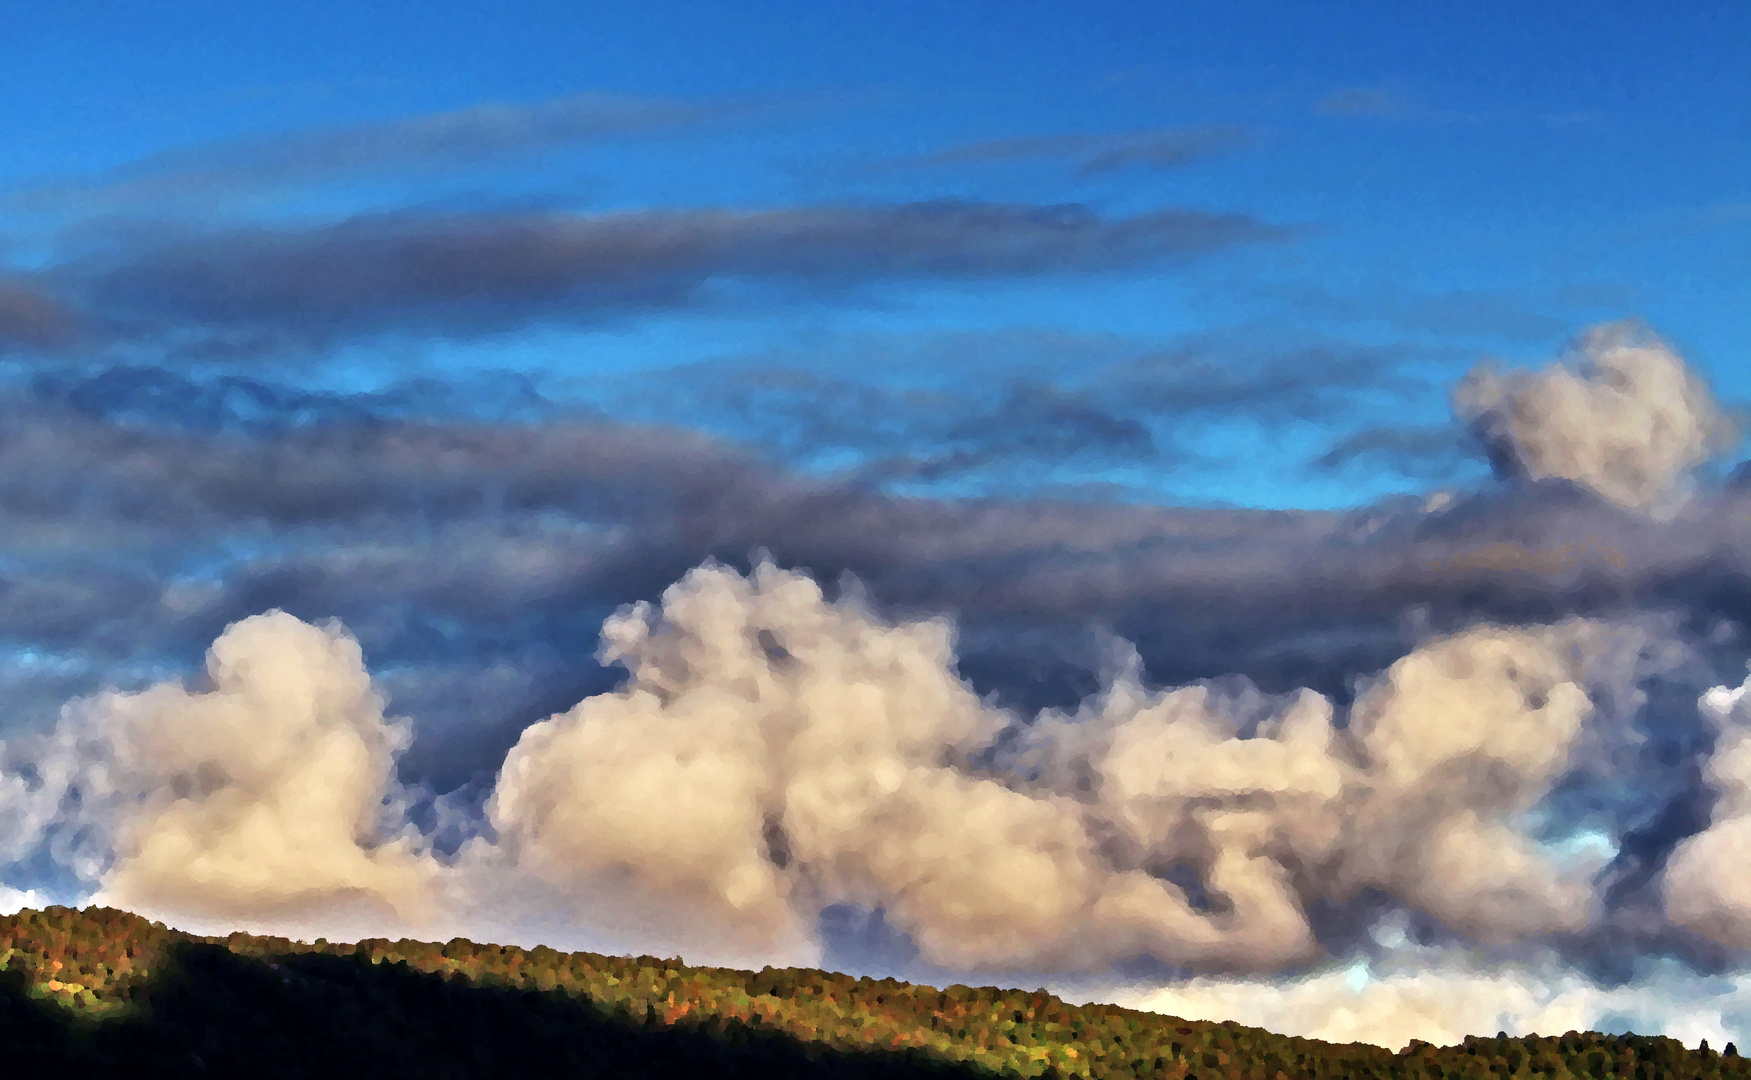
0 564 1634 959
1453 321 1741 516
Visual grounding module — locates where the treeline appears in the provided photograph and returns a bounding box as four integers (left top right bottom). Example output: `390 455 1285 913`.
0 904 1742 1079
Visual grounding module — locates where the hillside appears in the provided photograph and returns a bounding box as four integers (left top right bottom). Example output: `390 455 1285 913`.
0 904 1738 1078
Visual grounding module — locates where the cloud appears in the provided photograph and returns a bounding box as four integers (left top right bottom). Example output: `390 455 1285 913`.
0 560 1669 978
42 201 1288 352
1012 618 1623 951
1119 956 1751 1050
0 278 80 351
28 362 553 433
1336 623 1611 938
897 126 1252 176
1453 320 1742 516
1315 88 1472 123
580 330 1436 498
476 562 1130 968
0 348 1735 685
1316 88 1417 118
0 351 1738 728
0 395 771 537
1664 673 1751 948
3 320 1751 1013
0 883 47 917
1123 962 1607 1048
944 384 1155 457
1101 338 1432 420
74 611 437 938
10 92 741 210
1310 424 1470 480
4 412 1751 1045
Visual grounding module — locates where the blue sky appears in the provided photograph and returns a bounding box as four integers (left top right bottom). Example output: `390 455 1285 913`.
7 1 1751 1049
6 1 1746 509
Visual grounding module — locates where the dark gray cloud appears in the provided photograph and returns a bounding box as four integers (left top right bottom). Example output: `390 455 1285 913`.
10 92 743 210
0 397 760 536
12 362 1745 636
1225 278 1579 343
897 125 1253 176
3 365 1750 712
1097 338 1433 419
38 200 1288 353
590 330 1438 495
1311 423 1472 480
27 363 556 432
947 383 1155 453
614 368 1173 487
0 279 80 350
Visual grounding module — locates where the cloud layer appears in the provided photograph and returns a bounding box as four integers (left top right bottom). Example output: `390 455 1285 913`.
0 556 1710 952
8 200 1286 358
0 549 1745 1052
0 318 1746 1049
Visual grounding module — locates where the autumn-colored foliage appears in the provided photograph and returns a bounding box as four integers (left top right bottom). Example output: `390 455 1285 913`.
0 904 1741 1079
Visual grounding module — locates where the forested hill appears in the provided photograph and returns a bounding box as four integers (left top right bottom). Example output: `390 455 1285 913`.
0 905 1738 1079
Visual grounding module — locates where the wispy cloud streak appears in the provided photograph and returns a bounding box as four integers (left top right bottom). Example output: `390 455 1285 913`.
14 201 1288 356
10 92 748 209
895 126 1253 176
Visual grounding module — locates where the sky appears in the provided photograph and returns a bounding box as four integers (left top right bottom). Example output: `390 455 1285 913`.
2 0 1751 1051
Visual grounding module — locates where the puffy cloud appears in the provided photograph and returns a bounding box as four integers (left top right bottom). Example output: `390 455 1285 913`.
479 560 1233 972
1338 624 1602 939
1663 674 1751 947
0 553 1728 1047
65 612 438 939
1015 620 1613 955
1116 956 1751 1050
1453 321 1741 515
0 559 1632 974
1122 963 1605 1048
473 562 1642 974
0 883 47 917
